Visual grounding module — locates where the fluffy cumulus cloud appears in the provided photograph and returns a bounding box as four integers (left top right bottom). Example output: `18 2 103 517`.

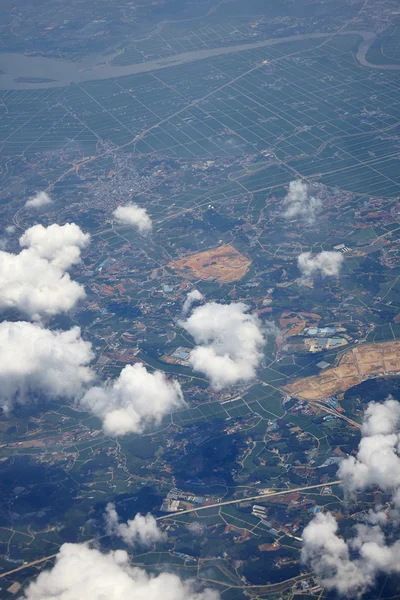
302 512 368 596
283 180 322 224
20 223 90 270
22 543 219 600
113 203 152 234
80 363 184 436
297 251 344 279
0 321 94 413
0 223 90 320
25 191 53 209
105 503 166 546
182 289 204 316
179 302 266 389
302 398 400 597
302 511 400 597
338 397 400 498
0 250 86 320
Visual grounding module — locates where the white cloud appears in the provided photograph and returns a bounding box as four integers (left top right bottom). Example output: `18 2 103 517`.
361 398 400 436
179 302 266 389
22 543 219 600
5 225 16 234
113 204 152 234
297 251 343 279
25 191 53 209
80 363 184 436
20 223 90 270
283 180 322 224
302 511 400 597
303 398 400 597
301 512 369 596
349 434 400 494
182 289 204 316
338 397 400 498
0 250 86 320
105 503 166 546
0 224 90 320
0 321 94 413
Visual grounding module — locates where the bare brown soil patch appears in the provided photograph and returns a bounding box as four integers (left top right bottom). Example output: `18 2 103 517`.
279 311 321 328
259 543 280 552
169 244 251 283
284 341 400 401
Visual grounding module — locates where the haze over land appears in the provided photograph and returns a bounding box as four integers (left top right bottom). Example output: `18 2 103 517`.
0 0 400 598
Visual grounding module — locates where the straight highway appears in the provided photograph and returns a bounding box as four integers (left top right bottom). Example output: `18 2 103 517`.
0 479 341 579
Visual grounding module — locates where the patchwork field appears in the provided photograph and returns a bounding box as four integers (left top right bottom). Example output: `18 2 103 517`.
168 244 251 282
284 341 400 400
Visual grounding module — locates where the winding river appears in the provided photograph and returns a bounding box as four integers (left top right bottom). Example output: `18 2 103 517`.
0 30 397 91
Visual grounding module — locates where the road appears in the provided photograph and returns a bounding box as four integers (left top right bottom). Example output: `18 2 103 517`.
0 553 60 579
0 479 341 579
12 28 358 232
4 26 393 92
310 400 361 429
0 31 364 90
156 479 342 520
